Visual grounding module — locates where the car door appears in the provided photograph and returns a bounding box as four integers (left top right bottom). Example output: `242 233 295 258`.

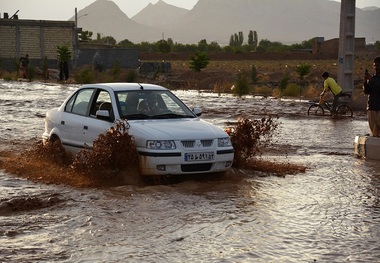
82 89 115 148
59 88 95 150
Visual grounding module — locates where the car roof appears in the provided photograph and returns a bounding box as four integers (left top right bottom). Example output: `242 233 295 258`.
80 83 168 92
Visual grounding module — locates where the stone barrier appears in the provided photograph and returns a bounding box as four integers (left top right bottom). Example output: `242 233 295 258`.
354 135 380 160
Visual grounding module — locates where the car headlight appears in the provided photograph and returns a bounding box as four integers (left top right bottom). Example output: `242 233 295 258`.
218 137 232 147
146 140 176 150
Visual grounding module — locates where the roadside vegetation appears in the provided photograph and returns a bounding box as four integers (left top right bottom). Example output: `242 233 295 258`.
0 30 375 107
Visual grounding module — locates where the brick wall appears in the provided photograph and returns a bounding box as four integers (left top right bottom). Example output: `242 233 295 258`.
0 19 75 70
0 19 139 72
312 37 367 57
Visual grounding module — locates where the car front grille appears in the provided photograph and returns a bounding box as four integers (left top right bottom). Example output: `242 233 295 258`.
201 140 213 147
181 140 213 148
181 140 195 148
181 163 213 172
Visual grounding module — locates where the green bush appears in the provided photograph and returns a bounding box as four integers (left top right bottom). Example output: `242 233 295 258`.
250 64 258 83
295 63 311 80
74 67 94 84
189 51 209 72
125 69 138 82
3 73 14 81
282 83 300 97
234 72 251 97
112 60 121 76
252 86 273 97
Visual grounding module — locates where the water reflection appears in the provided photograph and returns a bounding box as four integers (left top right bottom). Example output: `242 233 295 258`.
0 81 379 262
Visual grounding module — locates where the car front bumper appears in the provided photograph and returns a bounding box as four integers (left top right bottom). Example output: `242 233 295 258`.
137 149 234 176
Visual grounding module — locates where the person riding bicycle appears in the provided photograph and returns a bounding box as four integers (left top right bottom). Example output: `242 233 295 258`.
320 72 342 114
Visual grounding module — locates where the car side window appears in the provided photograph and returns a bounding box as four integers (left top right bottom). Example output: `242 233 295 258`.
91 90 114 121
65 89 94 116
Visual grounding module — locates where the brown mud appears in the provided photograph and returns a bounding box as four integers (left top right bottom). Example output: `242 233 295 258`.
0 139 307 189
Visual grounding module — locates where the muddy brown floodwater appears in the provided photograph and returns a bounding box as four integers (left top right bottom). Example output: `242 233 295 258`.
1 80 380 262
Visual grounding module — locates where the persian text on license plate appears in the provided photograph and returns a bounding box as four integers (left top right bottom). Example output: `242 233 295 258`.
184 152 214 162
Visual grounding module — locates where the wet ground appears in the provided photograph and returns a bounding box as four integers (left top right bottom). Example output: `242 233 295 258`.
1 80 380 262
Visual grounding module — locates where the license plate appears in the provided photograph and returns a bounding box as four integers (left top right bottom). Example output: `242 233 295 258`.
184 152 214 162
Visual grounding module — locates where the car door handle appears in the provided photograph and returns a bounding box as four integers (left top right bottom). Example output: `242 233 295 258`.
61 121 65 125
84 126 88 130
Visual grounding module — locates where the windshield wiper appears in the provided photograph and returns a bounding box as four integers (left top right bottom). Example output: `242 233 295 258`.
154 113 194 119
121 113 150 120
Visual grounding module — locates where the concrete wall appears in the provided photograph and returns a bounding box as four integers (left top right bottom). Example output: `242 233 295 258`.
74 48 139 70
0 18 139 72
0 19 75 70
312 37 366 57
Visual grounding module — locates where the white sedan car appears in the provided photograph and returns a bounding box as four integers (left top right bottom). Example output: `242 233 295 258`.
42 83 234 176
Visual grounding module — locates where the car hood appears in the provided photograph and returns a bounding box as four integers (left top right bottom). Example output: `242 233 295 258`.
129 118 227 140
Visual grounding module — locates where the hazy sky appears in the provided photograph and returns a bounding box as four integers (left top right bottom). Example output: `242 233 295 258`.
1 0 379 20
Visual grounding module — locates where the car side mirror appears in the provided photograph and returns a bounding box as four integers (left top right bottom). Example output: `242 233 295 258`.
96 110 111 121
192 107 202 117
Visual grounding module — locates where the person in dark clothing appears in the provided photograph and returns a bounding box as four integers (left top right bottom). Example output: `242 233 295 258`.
19 54 29 78
59 61 69 81
363 57 380 137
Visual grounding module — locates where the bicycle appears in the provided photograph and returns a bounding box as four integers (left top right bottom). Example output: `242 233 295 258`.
307 92 353 117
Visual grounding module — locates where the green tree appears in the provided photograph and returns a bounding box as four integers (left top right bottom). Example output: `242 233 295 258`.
79 30 93 41
257 39 271 51
137 41 155 52
56 45 71 63
375 40 380 50
102 36 117 45
222 45 234 53
229 31 244 47
257 39 287 52
94 35 116 45
167 38 174 46
288 37 315 50
158 40 171 53
57 44 71 81
248 30 254 46
229 35 234 46
189 51 209 72
253 31 258 51
118 39 135 47
198 39 208 52
238 31 244 46
295 63 311 81
171 43 198 52
208 41 222 52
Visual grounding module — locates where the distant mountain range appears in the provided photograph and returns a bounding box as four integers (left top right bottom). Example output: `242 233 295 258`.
72 0 380 45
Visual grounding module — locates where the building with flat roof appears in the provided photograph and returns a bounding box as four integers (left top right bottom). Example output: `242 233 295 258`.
0 16 139 73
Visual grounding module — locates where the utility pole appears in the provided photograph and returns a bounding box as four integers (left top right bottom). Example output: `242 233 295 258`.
74 7 78 69
337 0 356 93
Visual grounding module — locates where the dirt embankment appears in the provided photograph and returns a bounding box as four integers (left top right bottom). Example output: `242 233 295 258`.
139 52 373 88
139 51 335 61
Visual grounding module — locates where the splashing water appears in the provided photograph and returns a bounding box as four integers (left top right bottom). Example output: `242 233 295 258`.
1 80 379 262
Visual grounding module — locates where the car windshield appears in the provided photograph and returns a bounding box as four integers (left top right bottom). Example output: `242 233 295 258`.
116 90 197 120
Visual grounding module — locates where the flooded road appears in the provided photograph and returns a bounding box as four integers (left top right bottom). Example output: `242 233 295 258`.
1 80 380 262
